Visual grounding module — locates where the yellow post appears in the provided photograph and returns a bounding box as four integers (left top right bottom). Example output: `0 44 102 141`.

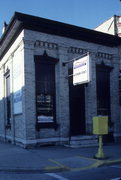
95 135 105 159
93 116 108 159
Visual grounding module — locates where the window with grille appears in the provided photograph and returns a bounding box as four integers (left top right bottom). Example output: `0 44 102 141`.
4 69 11 127
34 54 58 129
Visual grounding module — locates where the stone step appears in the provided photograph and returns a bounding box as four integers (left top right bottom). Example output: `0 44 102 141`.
67 135 98 148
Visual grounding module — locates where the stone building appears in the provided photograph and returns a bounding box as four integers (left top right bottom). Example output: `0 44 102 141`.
0 12 121 147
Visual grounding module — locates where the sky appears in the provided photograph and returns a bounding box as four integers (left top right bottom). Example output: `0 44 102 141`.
0 0 121 37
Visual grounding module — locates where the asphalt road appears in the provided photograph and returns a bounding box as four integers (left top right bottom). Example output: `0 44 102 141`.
0 164 121 180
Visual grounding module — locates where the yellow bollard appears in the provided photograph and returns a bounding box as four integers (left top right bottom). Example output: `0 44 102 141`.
93 116 108 159
95 135 105 159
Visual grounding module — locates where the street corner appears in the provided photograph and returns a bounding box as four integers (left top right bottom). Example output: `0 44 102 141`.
44 156 104 172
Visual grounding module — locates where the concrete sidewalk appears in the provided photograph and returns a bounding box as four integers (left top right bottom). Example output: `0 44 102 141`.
0 142 121 173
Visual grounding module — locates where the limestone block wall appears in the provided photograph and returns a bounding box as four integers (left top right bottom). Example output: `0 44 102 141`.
0 27 120 147
22 29 120 145
0 31 27 145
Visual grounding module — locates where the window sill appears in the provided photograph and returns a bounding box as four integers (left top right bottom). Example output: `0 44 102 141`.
36 122 59 131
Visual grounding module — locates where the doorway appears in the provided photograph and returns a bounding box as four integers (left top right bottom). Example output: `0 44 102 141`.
69 78 86 136
96 63 113 142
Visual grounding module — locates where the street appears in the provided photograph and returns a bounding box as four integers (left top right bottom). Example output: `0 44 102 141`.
0 164 121 180
0 142 120 180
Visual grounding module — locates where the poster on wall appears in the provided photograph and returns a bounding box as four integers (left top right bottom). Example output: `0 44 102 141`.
13 51 23 114
73 54 91 85
13 89 22 114
36 94 54 123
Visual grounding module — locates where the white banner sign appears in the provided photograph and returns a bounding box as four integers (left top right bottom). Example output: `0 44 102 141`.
73 54 91 85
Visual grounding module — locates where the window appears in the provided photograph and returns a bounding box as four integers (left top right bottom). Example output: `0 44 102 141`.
36 94 54 123
96 65 111 116
35 54 58 129
96 63 113 129
36 62 55 123
5 69 11 127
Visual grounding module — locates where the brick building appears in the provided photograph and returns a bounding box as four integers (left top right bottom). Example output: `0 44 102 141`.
0 12 121 147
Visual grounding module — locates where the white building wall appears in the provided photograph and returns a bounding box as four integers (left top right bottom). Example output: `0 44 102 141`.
95 15 121 37
95 16 115 35
0 31 27 145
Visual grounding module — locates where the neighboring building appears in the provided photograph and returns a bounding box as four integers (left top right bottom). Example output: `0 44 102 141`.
95 15 121 37
0 12 121 147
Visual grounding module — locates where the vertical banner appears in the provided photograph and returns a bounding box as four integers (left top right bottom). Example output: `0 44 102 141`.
13 51 23 114
73 54 91 85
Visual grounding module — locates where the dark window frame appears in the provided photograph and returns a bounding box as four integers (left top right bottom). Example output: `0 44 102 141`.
34 53 58 130
4 69 11 128
96 62 113 126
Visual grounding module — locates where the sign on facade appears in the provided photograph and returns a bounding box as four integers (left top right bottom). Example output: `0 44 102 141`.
73 54 91 85
13 50 23 114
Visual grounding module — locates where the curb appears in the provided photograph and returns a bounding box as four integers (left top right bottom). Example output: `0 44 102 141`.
99 158 121 167
0 167 66 174
0 158 120 173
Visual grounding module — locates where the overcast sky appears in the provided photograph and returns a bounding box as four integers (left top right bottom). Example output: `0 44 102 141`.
0 0 121 36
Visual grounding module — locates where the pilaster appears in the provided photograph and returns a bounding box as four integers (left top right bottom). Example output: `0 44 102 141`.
56 45 70 140
23 39 36 140
85 52 97 134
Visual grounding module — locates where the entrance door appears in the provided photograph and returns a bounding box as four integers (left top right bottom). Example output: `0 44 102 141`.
96 64 113 142
69 80 86 136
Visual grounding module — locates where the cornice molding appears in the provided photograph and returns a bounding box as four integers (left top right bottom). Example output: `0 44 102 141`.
34 40 58 50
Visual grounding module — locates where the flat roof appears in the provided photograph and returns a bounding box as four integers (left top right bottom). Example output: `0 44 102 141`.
1 12 121 59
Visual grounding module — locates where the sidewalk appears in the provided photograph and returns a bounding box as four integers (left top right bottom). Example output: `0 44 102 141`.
0 142 121 173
